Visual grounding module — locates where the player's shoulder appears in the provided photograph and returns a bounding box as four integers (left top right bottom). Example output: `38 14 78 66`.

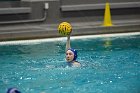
73 61 81 67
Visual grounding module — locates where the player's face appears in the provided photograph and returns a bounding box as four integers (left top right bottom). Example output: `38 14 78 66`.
66 50 74 62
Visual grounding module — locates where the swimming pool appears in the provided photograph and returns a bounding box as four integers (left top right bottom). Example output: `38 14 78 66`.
0 32 140 93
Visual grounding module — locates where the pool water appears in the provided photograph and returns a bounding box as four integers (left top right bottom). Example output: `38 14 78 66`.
0 33 140 93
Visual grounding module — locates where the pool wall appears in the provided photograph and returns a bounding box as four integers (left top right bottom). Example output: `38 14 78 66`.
0 0 140 41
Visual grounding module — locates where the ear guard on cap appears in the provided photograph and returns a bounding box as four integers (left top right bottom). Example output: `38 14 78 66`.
7 88 21 93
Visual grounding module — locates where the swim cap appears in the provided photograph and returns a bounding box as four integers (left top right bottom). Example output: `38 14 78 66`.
7 88 21 93
67 48 77 61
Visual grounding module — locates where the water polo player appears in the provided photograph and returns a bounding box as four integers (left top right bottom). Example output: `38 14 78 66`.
58 22 81 67
65 35 81 67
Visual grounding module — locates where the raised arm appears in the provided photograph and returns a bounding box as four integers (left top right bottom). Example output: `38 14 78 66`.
65 35 71 52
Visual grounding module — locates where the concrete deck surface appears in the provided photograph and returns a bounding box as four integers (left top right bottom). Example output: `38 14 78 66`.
0 19 140 41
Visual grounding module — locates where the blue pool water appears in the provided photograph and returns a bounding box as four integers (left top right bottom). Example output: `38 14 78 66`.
0 33 140 93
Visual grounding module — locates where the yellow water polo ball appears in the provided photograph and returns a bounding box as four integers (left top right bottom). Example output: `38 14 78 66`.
58 22 72 36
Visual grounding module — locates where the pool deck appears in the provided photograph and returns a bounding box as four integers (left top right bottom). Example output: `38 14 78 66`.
0 19 140 41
